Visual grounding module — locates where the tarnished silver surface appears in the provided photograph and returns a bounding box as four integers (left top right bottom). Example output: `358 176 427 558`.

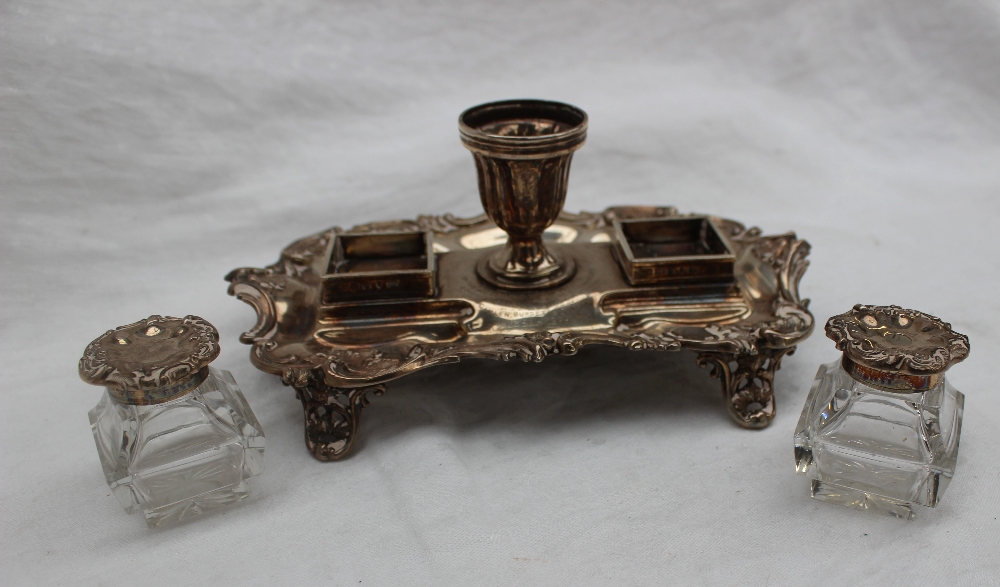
224 99 813 461
826 304 970 392
460 99 587 289
79 315 220 405
226 206 814 460
612 215 737 286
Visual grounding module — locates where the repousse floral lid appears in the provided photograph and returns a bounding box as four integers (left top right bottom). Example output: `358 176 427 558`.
79 315 220 405
825 304 969 392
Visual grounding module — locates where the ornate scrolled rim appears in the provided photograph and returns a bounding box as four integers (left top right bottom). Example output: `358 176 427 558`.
226 206 814 389
726 228 812 308
226 270 279 344
825 304 969 375
317 330 687 387
79 315 220 403
314 317 810 389
722 221 814 349
224 229 333 343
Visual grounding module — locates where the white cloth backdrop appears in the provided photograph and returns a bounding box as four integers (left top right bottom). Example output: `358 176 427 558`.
2 1 999 585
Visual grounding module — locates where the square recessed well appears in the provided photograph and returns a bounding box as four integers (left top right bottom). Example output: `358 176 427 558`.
612 216 736 286
322 231 436 303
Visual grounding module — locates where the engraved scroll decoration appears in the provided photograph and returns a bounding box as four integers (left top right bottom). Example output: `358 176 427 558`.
825 304 970 373
225 208 816 455
79 315 221 403
695 219 813 427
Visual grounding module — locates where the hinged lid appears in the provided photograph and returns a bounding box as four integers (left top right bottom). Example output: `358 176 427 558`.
825 304 969 392
79 315 220 405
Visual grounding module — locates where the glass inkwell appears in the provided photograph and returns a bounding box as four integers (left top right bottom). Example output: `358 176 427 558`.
79 315 265 527
794 304 969 519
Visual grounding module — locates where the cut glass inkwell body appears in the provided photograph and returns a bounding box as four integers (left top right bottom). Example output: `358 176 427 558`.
794 304 969 519
79 315 265 527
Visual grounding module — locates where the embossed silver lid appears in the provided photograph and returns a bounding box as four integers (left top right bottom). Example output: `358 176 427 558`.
79 315 221 405
825 304 970 392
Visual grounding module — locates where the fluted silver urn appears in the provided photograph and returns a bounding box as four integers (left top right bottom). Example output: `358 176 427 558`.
459 99 587 289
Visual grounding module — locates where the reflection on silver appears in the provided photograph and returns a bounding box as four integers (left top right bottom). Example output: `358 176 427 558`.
459 225 579 250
